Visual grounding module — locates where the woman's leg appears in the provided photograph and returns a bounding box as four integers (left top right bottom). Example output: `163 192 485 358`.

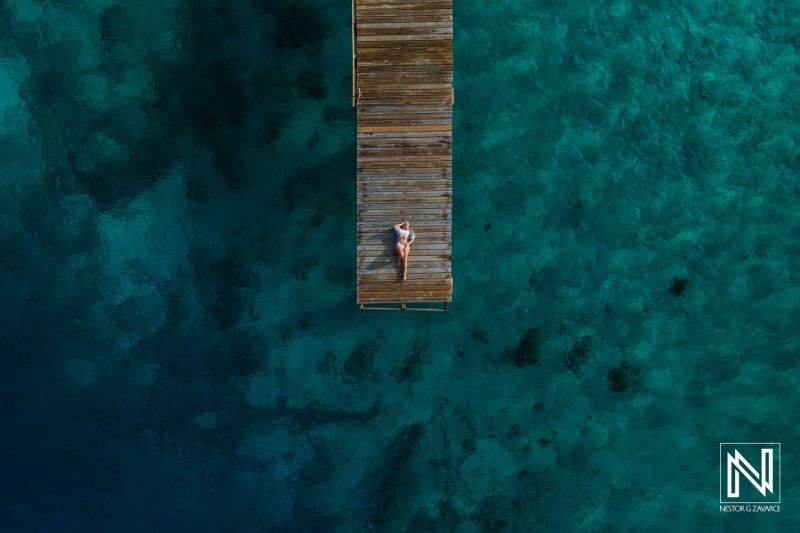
396 243 404 266
403 244 411 279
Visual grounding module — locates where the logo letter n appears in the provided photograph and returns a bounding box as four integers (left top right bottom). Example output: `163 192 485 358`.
727 449 773 498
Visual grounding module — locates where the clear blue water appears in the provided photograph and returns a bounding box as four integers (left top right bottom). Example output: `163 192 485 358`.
1 0 798 530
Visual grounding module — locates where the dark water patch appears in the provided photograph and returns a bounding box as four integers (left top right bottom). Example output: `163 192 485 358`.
608 361 641 393
316 350 336 375
392 337 428 383
309 212 326 226
191 244 257 329
472 327 490 344
343 340 378 384
462 437 477 453
299 435 337 484
279 309 314 340
325 265 355 287
206 326 266 379
323 100 355 126
476 494 511 532
284 167 322 209
369 422 426 529
289 257 318 282
564 334 592 372
100 3 139 47
297 64 327 100
513 327 541 367
252 400 382 432
272 0 330 55
282 150 354 211
669 277 689 296
408 499 461 533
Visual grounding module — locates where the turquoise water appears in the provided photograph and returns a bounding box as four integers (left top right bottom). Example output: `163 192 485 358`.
0 0 798 530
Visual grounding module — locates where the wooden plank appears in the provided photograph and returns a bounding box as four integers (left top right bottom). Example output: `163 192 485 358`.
357 221 450 228
358 278 451 285
358 289 452 296
359 252 448 259
357 117 453 125
359 273 451 281
359 205 451 214
356 59 453 68
357 196 452 203
356 98 453 107
357 34 451 42
358 144 451 152
357 174 451 181
357 229 450 237
358 116 452 123
357 125 451 133
358 77 453 85
359 173 448 180
357 62 451 70
358 154 451 161
358 210 452 216
355 83 452 90
359 252 450 260
357 0 451 4
359 185 452 192
358 283 451 291
358 274 451 282
357 9 452 17
357 290 452 299
359 152 453 161
358 15 452 24
356 98 452 106
357 142 450 149
358 263 451 272
358 297 452 304
358 189 451 197
359 236 450 244
358 134 450 140
357 87 451 95
357 224 450 232
357 3 453 11
358 260 451 267
359 246 451 255
357 40 452 49
358 22 452 29
358 159 451 167
358 130 451 138
358 268 452 276
359 215 450 223
359 185 451 192
360 265 450 272
358 174 451 181
357 58 453 66
357 146 451 153
357 162 453 168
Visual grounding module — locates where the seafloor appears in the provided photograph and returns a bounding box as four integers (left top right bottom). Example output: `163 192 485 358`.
0 0 797 531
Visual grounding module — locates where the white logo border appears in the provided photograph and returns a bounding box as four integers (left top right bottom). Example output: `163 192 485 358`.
720 442 781 504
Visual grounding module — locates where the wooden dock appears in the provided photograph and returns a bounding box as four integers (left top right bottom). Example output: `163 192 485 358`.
354 0 454 311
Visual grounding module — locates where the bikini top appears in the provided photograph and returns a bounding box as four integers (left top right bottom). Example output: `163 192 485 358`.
395 228 414 242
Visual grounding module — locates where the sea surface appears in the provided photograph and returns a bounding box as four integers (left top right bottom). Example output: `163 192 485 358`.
1 0 798 531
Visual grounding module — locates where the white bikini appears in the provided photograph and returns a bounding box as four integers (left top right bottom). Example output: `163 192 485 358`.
396 228 411 249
